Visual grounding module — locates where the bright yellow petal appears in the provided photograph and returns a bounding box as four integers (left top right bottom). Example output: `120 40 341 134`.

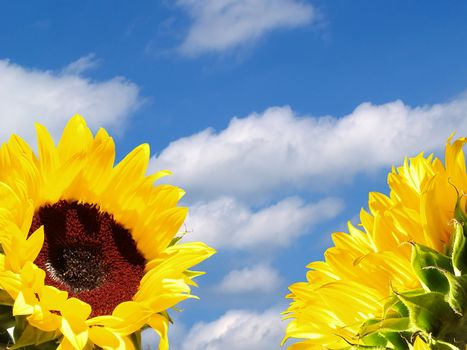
57 115 93 163
60 317 89 350
147 314 169 350
0 270 22 298
35 122 59 178
413 336 431 350
13 291 35 315
109 301 151 335
89 326 126 350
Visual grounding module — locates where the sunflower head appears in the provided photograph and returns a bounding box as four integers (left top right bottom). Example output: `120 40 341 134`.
0 116 215 349
356 195 467 349
283 137 467 350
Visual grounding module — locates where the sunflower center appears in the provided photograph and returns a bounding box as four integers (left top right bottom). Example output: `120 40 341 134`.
29 200 146 317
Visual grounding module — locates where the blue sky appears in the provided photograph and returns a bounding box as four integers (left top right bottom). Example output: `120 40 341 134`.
1 1 467 349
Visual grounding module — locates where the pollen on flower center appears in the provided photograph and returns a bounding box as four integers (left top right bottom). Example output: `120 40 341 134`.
48 246 106 292
29 200 146 317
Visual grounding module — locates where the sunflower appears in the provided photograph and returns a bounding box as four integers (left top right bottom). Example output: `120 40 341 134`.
0 116 215 349
283 136 467 349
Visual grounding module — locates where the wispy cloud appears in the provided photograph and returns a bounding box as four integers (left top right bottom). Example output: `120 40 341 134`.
61 53 100 75
216 264 282 294
0 57 141 144
180 308 285 350
177 0 315 56
185 196 342 249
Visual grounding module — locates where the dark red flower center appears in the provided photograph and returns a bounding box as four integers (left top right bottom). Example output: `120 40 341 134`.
29 200 146 317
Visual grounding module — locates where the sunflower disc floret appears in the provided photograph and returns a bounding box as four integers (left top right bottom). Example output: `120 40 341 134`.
0 116 215 350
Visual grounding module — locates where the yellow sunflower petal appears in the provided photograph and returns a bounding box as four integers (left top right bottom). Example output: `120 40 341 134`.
35 122 59 178
40 285 68 311
13 291 35 315
57 115 94 162
60 316 89 350
89 326 126 350
413 336 431 350
57 334 85 350
109 301 151 335
0 270 22 298
284 137 467 348
147 314 169 350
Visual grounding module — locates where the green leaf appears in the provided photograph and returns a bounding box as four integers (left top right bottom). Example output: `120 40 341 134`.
431 338 462 350
359 317 412 338
13 316 26 343
0 290 14 306
360 332 388 348
334 334 390 350
382 295 407 318
9 323 60 349
450 222 467 276
383 332 410 349
396 291 457 334
430 267 467 315
357 319 387 347
0 305 14 330
454 195 467 225
411 243 452 293
129 330 141 350
348 344 389 349
168 236 183 247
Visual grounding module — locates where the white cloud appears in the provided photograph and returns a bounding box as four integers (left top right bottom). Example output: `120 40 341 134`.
217 264 282 294
151 94 467 201
180 308 284 350
61 53 100 75
177 0 314 56
142 329 161 350
0 58 141 144
185 196 343 249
